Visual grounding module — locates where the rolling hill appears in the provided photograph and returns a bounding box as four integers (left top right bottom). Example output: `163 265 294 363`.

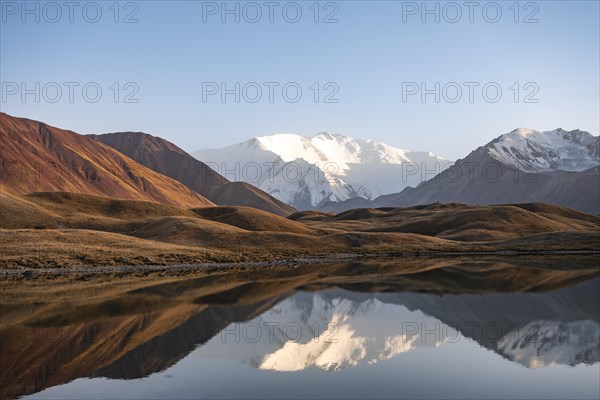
1 190 598 268
0 191 325 266
291 202 600 242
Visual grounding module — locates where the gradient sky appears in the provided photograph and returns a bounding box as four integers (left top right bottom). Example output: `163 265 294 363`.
1 0 599 160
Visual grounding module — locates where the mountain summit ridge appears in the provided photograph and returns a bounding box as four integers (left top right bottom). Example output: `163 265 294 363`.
193 132 452 210
377 128 600 215
485 128 599 173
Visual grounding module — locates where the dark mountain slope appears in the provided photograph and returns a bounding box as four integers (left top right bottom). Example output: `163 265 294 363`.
92 132 296 216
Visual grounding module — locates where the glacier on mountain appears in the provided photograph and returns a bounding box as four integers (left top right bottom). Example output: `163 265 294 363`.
193 132 451 209
486 128 599 173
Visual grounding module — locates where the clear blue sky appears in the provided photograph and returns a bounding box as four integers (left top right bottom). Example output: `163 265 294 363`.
1 0 598 160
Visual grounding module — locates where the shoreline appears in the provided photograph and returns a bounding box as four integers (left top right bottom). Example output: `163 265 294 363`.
1 250 599 277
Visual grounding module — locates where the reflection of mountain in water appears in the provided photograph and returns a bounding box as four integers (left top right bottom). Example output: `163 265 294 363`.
192 279 600 371
1 267 598 399
195 294 454 371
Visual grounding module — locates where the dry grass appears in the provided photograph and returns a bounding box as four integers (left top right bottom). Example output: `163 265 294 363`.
1 191 599 268
298 203 600 241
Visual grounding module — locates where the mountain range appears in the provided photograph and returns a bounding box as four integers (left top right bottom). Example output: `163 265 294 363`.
2 112 598 217
193 133 451 210
195 129 600 214
0 113 294 216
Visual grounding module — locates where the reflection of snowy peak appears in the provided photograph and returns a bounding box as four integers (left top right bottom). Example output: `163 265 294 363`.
193 133 451 209
497 320 600 368
194 291 453 372
190 283 600 373
486 128 600 173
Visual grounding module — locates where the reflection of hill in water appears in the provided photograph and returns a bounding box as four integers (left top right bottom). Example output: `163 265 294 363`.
1 261 598 399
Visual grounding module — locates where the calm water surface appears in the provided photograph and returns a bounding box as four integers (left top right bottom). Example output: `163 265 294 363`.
2 261 599 399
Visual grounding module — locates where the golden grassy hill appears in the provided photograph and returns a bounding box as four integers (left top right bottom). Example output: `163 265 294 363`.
191 206 316 235
1 191 599 268
0 191 327 267
295 203 600 241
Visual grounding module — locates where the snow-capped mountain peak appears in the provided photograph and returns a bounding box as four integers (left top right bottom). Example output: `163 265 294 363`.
254 134 328 164
486 128 599 173
313 131 340 140
193 133 452 209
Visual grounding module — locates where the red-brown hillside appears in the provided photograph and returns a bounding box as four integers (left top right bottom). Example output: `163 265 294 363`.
0 113 213 208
